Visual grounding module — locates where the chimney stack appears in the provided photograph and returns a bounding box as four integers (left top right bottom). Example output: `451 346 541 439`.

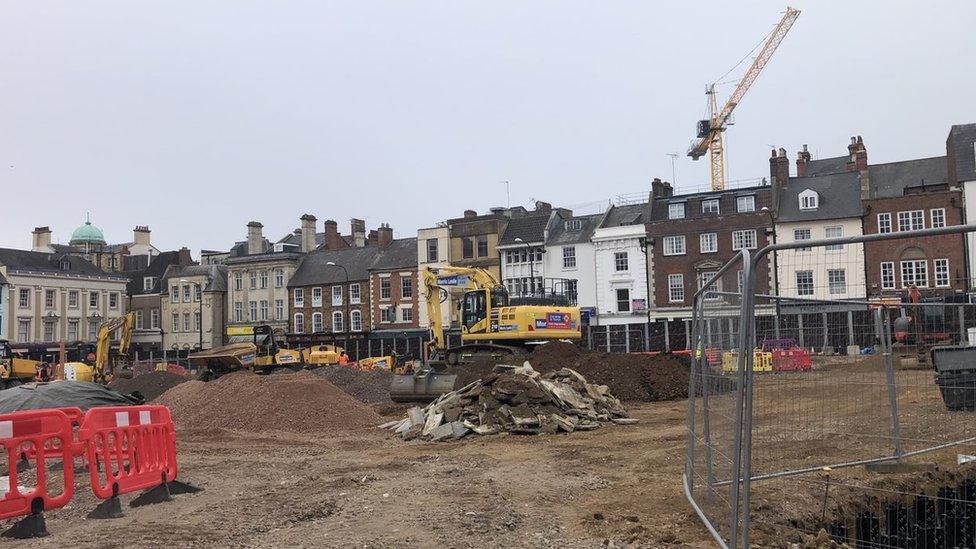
847 136 868 172
178 247 193 266
367 230 378 247
133 225 151 247
377 223 394 247
247 221 264 255
31 226 53 253
535 201 552 214
463 209 477 218
300 214 317 253
350 219 366 247
796 145 811 177
769 148 790 188
650 177 674 199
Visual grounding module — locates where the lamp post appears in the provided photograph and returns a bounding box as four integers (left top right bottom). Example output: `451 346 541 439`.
760 207 781 338
325 262 350 352
179 278 204 351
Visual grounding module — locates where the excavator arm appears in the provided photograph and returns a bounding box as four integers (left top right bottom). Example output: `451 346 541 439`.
421 265 502 360
93 312 135 383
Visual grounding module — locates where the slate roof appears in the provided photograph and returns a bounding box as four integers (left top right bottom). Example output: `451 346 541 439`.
276 231 327 249
289 239 418 287
0 248 118 278
948 123 976 183
498 214 550 246
125 251 185 296
805 155 849 176
546 213 602 246
161 264 228 292
372 238 419 271
868 156 948 198
777 171 863 222
601 203 649 228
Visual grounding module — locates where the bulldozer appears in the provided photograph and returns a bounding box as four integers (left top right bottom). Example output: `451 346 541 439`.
390 265 581 402
189 324 304 380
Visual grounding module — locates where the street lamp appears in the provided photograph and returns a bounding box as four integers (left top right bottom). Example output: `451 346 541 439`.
325 262 350 352
179 279 204 351
760 207 781 337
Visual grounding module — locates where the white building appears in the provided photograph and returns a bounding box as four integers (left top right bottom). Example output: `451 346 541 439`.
416 225 452 328
543 212 601 314
948 124 976 287
498 214 551 299
592 203 649 326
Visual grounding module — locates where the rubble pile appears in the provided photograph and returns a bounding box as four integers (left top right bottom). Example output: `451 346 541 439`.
381 363 637 442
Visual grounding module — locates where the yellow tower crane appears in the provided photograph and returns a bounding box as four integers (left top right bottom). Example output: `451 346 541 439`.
688 6 801 191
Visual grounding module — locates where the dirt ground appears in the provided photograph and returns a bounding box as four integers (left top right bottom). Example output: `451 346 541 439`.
4 401 715 548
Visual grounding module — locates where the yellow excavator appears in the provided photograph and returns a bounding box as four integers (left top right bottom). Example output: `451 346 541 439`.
0 341 44 389
58 313 135 383
390 265 581 402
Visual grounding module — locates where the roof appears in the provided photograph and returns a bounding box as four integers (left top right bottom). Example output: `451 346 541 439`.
69 221 106 245
125 251 185 296
805 155 849 176
372 238 418 270
276 231 327 249
546 213 602 246
868 156 948 198
288 239 417 287
948 123 976 183
776 171 863 222
0 248 119 278
161 264 228 292
601 203 648 228
647 185 771 223
498 215 550 246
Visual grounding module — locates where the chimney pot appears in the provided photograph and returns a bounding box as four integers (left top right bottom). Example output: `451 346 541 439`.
31 226 53 253
377 224 394 247
247 221 265 255
300 214 317 253
463 209 477 218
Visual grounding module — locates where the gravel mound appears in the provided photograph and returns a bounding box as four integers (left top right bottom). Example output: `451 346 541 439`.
108 371 191 402
155 370 381 433
310 366 393 403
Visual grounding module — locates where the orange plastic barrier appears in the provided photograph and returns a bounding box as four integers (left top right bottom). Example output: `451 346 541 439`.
21 407 84 463
78 405 177 500
0 409 75 520
772 348 813 372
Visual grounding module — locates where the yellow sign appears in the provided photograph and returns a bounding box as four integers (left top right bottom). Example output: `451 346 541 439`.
226 326 255 336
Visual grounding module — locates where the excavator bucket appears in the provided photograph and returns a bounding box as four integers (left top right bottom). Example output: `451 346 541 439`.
390 367 458 403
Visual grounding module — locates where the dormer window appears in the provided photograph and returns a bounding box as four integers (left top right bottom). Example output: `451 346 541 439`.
701 199 720 214
668 202 686 220
799 189 819 210
564 219 582 231
59 259 71 271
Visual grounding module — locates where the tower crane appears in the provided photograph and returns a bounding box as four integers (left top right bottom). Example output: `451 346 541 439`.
688 6 801 191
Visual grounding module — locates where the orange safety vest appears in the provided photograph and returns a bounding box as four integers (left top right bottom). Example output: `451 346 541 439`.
338 355 349 365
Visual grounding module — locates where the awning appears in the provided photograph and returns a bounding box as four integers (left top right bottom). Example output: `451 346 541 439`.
227 334 269 345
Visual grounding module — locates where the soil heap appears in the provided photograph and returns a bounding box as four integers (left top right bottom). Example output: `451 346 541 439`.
155 370 381 433
311 366 393 403
108 371 191 402
382 363 636 442
455 342 691 402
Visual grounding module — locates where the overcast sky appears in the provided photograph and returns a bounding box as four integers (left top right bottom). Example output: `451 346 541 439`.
1 1 974 254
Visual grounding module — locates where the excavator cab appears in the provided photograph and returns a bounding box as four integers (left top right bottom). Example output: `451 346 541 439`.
460 289 509 333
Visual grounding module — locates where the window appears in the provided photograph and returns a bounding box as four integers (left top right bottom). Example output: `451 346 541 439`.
401 277 413 299
249 271 257 290
426 238 439 262
88 321 98 341
668 274 684 303
881 262 895 290
615 288 630 312
234 272 243 291
172 313 180 333
564 219 583 231
109 292 118 309
259 270 269 289
381 307 395 323
931 208 946 229
796 271 814 296
67 320 79 341
732 229 757 251
614 251 629 271
668 202 686 220
45 290 56 309
332 311 344 332
274 268 284 288
248 301 257 321
934 258 950 287
701 199 720 214
351 310 362 332
380 278 391 299
566 280 578 301
663 236 685 256
151 309 159 329
43 321 55 342
182 285 191 303
68 291 78 308
294 313 305 333
737 270 744 294
462 237 474 259
825 226 843 251
89 292 99 308
324 285 337 306
312 312 323 333
901 260 928 287
699 271 720 300
878 213 892 234
135 310 144 330
234 302 243 322
18 289 29 308
311 287 323 307
183 313 191 332
828 269 847 295
143 277 157 291
699 233 717 253
293 288 304 307
274 300 284 321
562 246 577 268
350 283 361 304
799 190 819 210
793 228 811 251
736 195 755 212
194 285 201 302
194 311 201 332
898 210 924 231
259 300 268 321
476 235 489 257
17 320 29 343
401 308 413 322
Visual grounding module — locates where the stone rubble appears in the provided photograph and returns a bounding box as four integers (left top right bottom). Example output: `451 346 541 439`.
380 362 636 441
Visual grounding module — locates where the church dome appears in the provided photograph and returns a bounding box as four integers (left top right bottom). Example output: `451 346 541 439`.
69 221 106 246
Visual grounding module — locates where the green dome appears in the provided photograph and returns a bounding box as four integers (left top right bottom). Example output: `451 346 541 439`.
69 221 106 245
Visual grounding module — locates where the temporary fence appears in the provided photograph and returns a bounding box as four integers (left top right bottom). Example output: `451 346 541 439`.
0 404 197 538
685 223 976 548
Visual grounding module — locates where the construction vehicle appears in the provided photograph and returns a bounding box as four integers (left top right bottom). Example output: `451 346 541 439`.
55 313 136 383
302 345 343 367
189 324 304 380
390 265 581 402
688 6 800 191
0 341 45 389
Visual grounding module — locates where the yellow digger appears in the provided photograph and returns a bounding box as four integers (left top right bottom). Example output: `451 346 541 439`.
189 324 303 380
0 341 45 389
56 313 135 383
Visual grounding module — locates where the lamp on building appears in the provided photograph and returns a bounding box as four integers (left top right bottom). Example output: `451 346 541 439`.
325 262 351 351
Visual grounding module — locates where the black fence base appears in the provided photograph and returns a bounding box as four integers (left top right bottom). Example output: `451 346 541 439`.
88 496 123 519
1 512 48 539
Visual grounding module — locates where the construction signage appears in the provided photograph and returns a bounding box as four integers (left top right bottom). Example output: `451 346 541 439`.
535 312 573 330
437 275 469 287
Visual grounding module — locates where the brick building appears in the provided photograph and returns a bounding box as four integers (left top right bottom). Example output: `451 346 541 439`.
369 236 420 334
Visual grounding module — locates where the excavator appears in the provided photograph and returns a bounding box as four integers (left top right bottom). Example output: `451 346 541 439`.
56 313 135 383
390 265 581 402
188 324 305 380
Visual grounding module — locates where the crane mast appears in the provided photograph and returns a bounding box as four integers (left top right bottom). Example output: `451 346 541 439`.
688 6 800 191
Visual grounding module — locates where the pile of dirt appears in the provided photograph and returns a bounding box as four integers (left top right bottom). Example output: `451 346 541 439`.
155 370 381 433
310 366 393 403
382 363 635 441
108 371 191 402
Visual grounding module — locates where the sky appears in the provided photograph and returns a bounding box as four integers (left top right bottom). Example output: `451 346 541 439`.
1 1 974 254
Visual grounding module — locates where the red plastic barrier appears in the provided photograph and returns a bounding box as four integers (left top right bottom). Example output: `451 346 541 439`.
21 407 84 462
704 348 722 367
772 348 813 372
78 405 177 500
0 409 75 520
